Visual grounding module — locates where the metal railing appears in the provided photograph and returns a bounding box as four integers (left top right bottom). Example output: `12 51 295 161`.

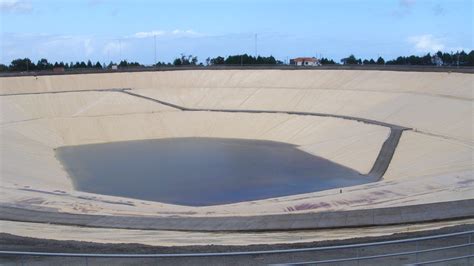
1 230 473 265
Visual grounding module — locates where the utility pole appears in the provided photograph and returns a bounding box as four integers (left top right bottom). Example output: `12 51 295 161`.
254 33 258 58
154 35 157 67
119 39 122 62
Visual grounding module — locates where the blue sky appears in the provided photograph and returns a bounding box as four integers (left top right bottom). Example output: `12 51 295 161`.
1 0 472 65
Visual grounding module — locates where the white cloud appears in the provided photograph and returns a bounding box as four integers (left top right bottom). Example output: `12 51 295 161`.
35 35 101 61
408 34 445 53
1 29 208 63
171 29 199 36
103 41 122 55
0 0 32 13
133 30 166 38
131 29 201 39
1 32 110 62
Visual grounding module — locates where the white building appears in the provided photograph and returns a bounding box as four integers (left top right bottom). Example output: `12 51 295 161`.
293 57 320 66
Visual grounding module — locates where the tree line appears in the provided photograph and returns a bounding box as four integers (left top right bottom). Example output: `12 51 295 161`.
340 51 474 66
0 58 142 72
206 54 281 65
169 54 280 66
1 50 473 72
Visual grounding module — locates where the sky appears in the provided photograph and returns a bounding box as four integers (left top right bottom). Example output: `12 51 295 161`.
0 0 472 65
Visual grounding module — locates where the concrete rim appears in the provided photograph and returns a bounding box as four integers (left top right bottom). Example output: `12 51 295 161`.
1 199 473 232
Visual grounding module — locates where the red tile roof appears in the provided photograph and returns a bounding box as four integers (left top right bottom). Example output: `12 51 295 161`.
293 57 318 62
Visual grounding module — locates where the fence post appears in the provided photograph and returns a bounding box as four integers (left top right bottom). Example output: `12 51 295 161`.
85 256 88 266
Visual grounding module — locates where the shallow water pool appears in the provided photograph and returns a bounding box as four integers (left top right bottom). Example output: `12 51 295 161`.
56 138 374 206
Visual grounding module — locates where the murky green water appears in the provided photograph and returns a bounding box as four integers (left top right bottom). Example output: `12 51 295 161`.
56 138 374 206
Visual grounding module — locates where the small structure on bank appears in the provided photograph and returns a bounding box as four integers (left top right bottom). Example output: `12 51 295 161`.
291 57 321 66
431 54 443 66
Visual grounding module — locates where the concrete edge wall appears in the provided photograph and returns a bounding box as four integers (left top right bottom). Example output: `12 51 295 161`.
1 199 473 231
